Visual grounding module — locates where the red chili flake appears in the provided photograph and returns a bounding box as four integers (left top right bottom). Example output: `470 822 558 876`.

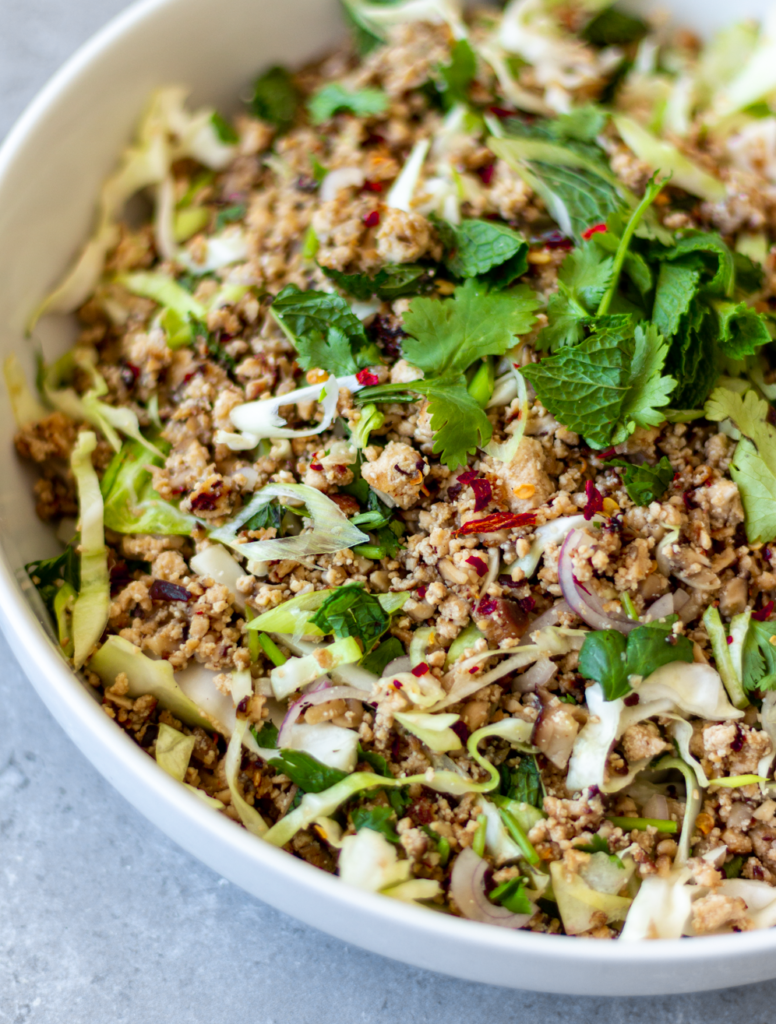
682 491 697 511
392 679 403 690
412 662 430 677
452 720 470 745
364 132 386 146
363 210 381 227
362 180 384 193
466 556 488 577
149 579 192 602
731 725 745 752
488 105 515 119
520 595 536 614
753 601 775 622
498 574 521 589
310 462 324 471
672 471 681 487
456 511 537 535
471 477 492 512
416 585 427 600
583 479 604 521
623 693 640 706
356 368 380 386
597 447 617 460
540 230 574 250
726 635 734 645
477 597 498 616
582 222 608 240
476 163 495 185
189 484 222 512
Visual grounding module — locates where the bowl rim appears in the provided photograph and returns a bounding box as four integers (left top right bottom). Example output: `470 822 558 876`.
2 0 776 986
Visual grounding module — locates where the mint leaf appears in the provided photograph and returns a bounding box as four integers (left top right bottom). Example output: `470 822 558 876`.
626 620 693 679
401 278 540 377
552 105 609 142
665 300 718 410
710 299 771 359
308 83 388 124
499 755 544 808
580 620 693 701
271 285 377 374
352 805 401 843
705 386 776 543
734 252 765 294
435 217 528 287
251 66 299 132
360 636 404 676
321 263 431 301
26 544 80 613
243 502 283 533
268 750 348 792
436 38 477 108
252 721 279 748
659 231 735 298
653 261 701 339
742 619 776 692
583 7 648 45
610 455 674 506
309 582 390 652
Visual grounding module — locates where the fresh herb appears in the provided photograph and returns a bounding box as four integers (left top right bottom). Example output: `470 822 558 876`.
270 284 379 375
489 877 533 914
358 278 539 469
268 750 349 792
310 155 328 183
243 502 283 533
210 111 239 144
357 743 411 815
252 721 279 749
724 855 744 879
256 633 287 668
351 805 400 843
251 65 299 132
499 756 544 808
434 38 477 108
309 582 390 653
190 318 237 373
434 217 528 288
360 636 404 676
308 83 388 123
742 618 776 692
535 241 613 352
573 833 624 868
420 824 451 866
582 6 648 45
321 263 432 301
704 386 776 543
215 203 246 232
579 618 694 701
609 455 674 506
26 544 80 612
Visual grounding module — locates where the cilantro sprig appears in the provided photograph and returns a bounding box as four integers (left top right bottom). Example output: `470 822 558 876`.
579 617 693 701
307 82 388 124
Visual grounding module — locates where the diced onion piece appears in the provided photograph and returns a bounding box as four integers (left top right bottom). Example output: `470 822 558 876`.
558 528 637 633
450 848 534 928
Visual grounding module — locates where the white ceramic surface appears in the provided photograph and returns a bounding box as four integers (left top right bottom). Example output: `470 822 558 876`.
1 0 775 996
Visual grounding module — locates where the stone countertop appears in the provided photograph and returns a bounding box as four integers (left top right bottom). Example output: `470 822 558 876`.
1 1 775 1020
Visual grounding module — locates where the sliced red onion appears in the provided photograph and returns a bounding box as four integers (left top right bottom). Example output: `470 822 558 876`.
277 684 368 748
523 600 569 640
384 655 412 677
558 529 637 634
644 592 674 622
450 848 532 929
513 657 557 693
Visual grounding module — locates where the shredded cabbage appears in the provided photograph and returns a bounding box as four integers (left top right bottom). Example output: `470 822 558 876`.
283 722 360 772
620 867 693 940
225 720 269 837
385 138 430 212
155 722 196 782
270 636 363 699
393 711 463 753
70 432 110 669
210 482 370 563
101 440 198 536
3 354 47 427
476 796 523 864
485 366 528 463
248 585 409 637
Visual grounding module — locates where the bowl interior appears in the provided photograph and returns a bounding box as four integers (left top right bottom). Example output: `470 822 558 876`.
2 0 776 996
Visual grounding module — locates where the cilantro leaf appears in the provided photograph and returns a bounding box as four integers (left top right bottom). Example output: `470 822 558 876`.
499 755 544 808
742 619 776 692
321 263 431 301
251 721 279 748
243 503 283 533
552 105 609 143
583 7 648 45
436 39 477 108
251 66 299 132
271 285 377 375
580 620 693 701
268 750 348 792
489 877 533 914
536 242 613 352
434 218 528 287
711 299 771 359
26 544 80 613
360 636 405 676
352 805 400 843
610 456 674 506
574 833 625 868
615 323 675 439
704 386 776 543
410 375 494 470
401 278 540 377
309 582 390 652
307 83 388 124
210 111 239 144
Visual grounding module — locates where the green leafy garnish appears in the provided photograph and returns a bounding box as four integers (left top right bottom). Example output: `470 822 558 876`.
352 805 400 843
243 502 283 533
742 619 776 692
252 721 279 749
434 38 477 108
434 217 528 288
357 743 410 815
210 111 239 144
251 65 299 131
536 241 613 352
579 618 694 701
360 636 405 676
309 582 390 653
499 756 544 808
583 7 648 45
26 544 80 613
610 455 674 506
215 203 246 232
308 83 389 124
191 318 237 373
268 750 349 792
489 877 533 914
321 263 431 301
704 386 776 543
573 833 624 868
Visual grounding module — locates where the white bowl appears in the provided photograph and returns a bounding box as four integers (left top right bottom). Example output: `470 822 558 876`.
1 0 775 996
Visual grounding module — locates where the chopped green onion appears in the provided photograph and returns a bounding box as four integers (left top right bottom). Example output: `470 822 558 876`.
302 225 319 260
620 592 638 620
257 632 287 667
473 814 488 857
353 544 388 560
498 806 540 865
607 816 677 833
707 774 767 788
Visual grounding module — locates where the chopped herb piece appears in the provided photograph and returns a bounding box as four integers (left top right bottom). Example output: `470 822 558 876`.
268 750 349 792
360 636 405 676
742 618 776 692
308 83 388 124
499 755 544 808
574 833 624 868
252 721 279 749
352 805 400 843
321 263 431 301
210 110 239 144
609 456 674 506
579 618 693 701
251 65 299 132
215 203 246 232
489 877 533 914
309 582 390 653
434 217 528 288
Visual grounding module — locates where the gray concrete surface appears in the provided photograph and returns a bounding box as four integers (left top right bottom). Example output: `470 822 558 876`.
1 1 775 1021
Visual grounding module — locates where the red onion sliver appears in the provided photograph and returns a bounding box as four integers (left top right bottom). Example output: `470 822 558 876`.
383 655 412 677
558 529 637 634
523 601 569 639
513 657 557 693
450 848 532 929
644 592 674 622
276 685 368 748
